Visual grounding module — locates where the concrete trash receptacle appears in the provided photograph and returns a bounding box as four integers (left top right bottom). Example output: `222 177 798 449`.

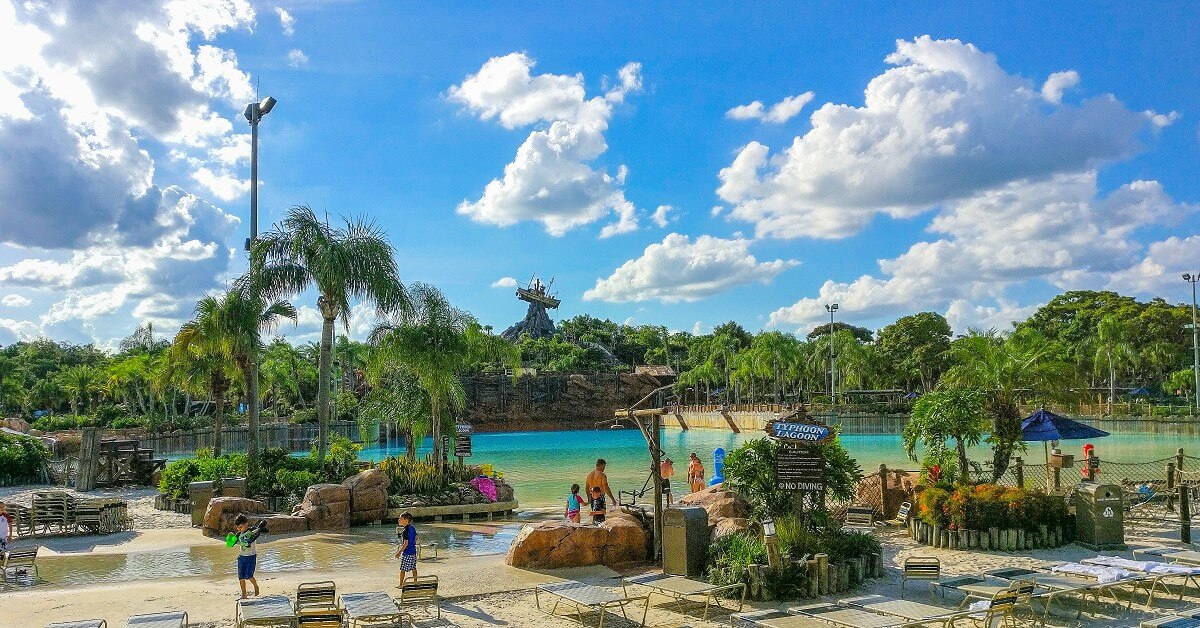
1075 482 1125 550
663 506 708 577
188 481 215 528
220 477 246 498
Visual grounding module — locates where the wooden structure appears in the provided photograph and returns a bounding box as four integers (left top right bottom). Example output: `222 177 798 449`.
90 440 166 487
502 275 560 341
75 427 101 491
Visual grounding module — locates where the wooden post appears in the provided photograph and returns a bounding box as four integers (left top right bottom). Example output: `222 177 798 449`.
816 553 829 594
1014 457 1024 488
1182 483 1192 545
76 427 101 492
1179 448 1186 477
878 464 889 516
652 411 663 562
1169 463 1177 512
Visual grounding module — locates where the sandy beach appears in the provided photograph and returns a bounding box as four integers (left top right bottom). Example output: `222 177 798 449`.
4 487 1200 627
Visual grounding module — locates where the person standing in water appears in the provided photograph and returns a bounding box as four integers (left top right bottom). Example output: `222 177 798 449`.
659 458 675 504
585 458 616 508
565 484 583 523
688 452 705 493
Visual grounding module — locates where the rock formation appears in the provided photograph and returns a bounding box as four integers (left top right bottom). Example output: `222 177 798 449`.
505 511 649 569
342 469 388 525
202 496 268 538
293 483 351 530
678 483 753 541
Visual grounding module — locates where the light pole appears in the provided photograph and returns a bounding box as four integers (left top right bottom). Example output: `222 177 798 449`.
243 95 276 466
826 303 839 406
1185 274 1200 415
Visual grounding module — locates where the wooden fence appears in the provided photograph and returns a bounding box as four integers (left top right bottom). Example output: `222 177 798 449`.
137 420 360 456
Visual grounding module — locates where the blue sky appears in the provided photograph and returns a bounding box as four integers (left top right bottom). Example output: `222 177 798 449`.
0 1 1197 348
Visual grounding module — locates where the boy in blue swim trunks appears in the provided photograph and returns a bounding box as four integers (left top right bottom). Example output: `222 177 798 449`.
394 511 418 586
233 514 261 598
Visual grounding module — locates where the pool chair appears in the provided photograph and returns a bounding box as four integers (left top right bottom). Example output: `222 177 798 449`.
1083 555 1200 606
1133 547 1186 560
789 601 943 627
295 581 339 616
884 502 911 526
841 506 877 533
45 621 107 628
622 572 746 620
838 594 963 626
1 545 39 582
296 613 344 628
126 611 188 628
397 575 440 619
535 580 649 628
729 609 826 627
1142 608 1200 627
900 556 940 596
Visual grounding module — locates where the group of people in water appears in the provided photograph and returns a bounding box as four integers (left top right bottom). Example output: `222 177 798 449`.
566 453 707 524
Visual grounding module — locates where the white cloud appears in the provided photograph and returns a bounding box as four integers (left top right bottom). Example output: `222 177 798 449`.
1 294 30 307
623 316 636 326
691 321 704 335
944 299 1043 334
1041 70 1079 104
275 7 295 36
287 48 309 68
450 53 643 237
767 172 1195 332
1144 110 1180 129
710 205 725 217
719 37 1149 240
1106 235 1200 295
726 91 814 124
491 276 518 288
584 233 797 303
651 205 675 228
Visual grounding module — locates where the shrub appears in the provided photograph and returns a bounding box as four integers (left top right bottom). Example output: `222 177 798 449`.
916 483 1069 531
157 453 248 499
0 431 50 481
290 408 317 424
110 416 147 430
705 532 766 591
381 456 475 496
31 414 95 432
723 436 862 520
276 469 321 504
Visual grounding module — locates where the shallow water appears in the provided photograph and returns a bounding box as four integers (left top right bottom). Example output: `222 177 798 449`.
360 421 1200 508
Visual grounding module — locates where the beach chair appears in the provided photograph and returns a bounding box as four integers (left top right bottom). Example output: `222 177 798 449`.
842 506 877 533
340 591 413 628
535 580 650 628
296 614 343 628
296 581 339 616
789 601 918 626
729 609 826 627
622 572 746 620
900 556 940 595
45 621 107 628
237 595 296 627
884 502 911 526
1083 555 1200 606
126 611 188 628
1 545 39 582
397 575 440 618
1133 546 1184 560
73 501 103 535
838 594 962 625
10 504 33 538
1141 608 1200 627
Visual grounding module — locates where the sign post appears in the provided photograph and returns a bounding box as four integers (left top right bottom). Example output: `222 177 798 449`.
454 424 472 462
765 416 830 520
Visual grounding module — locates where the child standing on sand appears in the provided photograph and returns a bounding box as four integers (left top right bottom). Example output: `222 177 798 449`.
233 515 261 599
565 484 583 523
0 501 11 554
394 512 418 586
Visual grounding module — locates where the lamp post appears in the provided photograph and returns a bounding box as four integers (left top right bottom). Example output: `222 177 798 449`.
1185 273 1200 415
243 95 276 466
825 303 839 406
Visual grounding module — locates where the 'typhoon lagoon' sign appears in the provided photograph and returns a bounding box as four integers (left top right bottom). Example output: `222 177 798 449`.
765 419 832 444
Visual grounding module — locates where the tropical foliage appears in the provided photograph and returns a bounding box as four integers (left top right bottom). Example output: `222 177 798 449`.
722 436 862 519
916 483 1070 532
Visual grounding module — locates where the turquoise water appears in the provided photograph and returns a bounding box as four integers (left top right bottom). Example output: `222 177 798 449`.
360 423 1200 508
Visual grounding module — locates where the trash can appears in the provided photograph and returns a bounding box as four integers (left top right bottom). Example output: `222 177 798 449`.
1075 482 1125 550
662 506 708 577
189 481 215 528
220 477 246 498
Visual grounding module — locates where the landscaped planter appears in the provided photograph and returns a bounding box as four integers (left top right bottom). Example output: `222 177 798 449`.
907 517 1068 550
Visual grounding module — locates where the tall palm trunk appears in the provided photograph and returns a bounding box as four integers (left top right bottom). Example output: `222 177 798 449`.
317 307 336 465
431 400 443 472
212 381 228 456
1108 352 1115 416
239 357 261 478
956 438 969 484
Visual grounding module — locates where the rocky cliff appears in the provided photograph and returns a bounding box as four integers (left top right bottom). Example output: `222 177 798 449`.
462 372 667 432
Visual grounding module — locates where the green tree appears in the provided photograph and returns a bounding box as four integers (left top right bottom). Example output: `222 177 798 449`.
903 389 989 484
253 205 408 464
875 312 952 391
1094 315 1135 415
369 283 470 471
57 365 98 415
171 295 239 455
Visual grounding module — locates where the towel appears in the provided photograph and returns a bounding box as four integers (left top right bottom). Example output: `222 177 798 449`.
1051 562 1136 583
1085 556 1200 576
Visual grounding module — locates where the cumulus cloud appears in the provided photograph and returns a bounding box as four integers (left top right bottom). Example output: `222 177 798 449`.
449 53 643 237
584 233 797 303
1144 110 1180 129
275 7 295 36
1041 70 1079 104
491 276 518 288
651 205 675 228
287 48 309 68
767 172 1195 332
0 1 252 342
718 37 1149 240
726 91 814 124
1 294 30 307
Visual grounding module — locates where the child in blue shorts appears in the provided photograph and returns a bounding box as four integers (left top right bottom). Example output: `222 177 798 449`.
233 514 262 598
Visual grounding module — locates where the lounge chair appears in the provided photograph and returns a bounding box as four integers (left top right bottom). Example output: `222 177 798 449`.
884 502 911 526
1133 546 1185 560
236 595 296 627
397 575 440 619
622 572 746 620
838 594 962 625
842 506 877 533
729 609 827 627
1142 608 1200 627
126 612 188 628
1083 556 1200 606
296 614 343 628
296 581 338 616
788 602 923 626
901 556 940 595
340 591 413 628
535 580 649 628
45 621 107 628
1 545 39 582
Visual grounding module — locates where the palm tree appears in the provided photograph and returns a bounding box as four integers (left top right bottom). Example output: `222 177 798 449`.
369 283 470 471
58 365 97 415
172 295 238 456
225 277 297 471
1094 316 1135 415
253 205 408 464
942 328 1077 480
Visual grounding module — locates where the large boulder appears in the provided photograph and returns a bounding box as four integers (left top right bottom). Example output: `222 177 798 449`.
293 483 351 530
506 512 648 569
712 517 751 541
342 469 388 525
1 417 30 432
494 480 515 503
202 497 268 538
260 514 309 534
679 484 751 521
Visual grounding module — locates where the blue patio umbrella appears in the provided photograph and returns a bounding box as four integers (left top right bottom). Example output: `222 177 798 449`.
1128 387 1152 397
1022 408 1110 484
